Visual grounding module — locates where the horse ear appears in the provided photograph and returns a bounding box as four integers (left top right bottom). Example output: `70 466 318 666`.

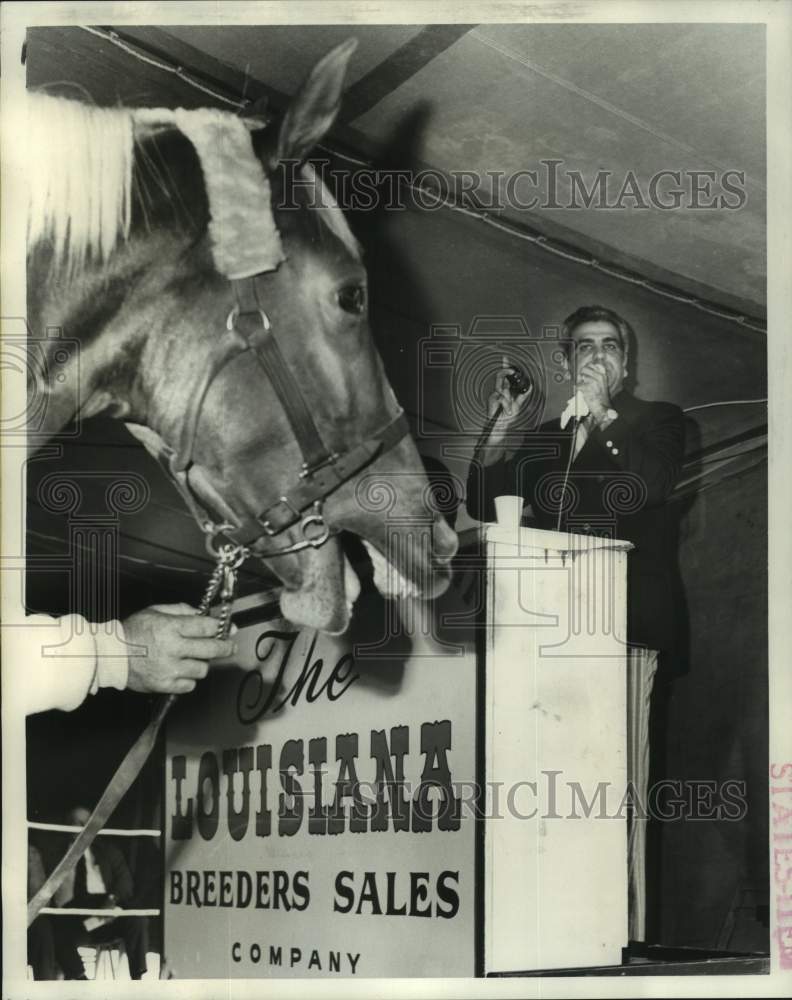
274 38 357 167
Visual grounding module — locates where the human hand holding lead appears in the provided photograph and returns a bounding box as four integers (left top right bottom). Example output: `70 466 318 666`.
123 603 237 695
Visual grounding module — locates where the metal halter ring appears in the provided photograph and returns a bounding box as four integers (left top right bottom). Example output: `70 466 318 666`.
259 505 332 557
202 521 242 559
250 511 331 558
226 305 271 333
300 510 331 549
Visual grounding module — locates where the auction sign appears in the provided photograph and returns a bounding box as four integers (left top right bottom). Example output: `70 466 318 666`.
163 574 479 978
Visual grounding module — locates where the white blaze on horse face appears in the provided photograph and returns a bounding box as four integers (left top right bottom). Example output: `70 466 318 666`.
301 162 361 262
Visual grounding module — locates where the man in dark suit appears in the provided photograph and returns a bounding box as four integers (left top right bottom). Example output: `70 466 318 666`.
467 304 684 653
466 304 685 941
52 805 148 980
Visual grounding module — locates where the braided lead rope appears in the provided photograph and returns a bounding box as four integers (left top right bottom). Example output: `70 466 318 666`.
27 542 247 927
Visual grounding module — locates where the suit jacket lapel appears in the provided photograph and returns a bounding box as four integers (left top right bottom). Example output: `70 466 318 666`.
568 390 636 466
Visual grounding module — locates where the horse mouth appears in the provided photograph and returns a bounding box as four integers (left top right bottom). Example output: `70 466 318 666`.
360 538 429 599
266 527 455 636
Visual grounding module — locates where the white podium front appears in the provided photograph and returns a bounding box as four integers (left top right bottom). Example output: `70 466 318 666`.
484 525 631 974
162 524 634 978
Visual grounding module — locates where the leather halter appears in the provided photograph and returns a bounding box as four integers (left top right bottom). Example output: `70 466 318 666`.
163 273 410 557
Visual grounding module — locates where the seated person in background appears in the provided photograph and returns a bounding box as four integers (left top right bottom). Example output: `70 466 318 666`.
52 805 148 980
466 304 685 942
27 843 57 980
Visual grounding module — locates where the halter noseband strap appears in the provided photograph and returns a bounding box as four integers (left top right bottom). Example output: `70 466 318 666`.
165 273 410 557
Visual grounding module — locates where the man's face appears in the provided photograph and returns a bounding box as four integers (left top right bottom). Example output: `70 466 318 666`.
569 320 628 398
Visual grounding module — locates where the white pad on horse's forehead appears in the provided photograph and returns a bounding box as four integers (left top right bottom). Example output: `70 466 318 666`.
134 107 285 280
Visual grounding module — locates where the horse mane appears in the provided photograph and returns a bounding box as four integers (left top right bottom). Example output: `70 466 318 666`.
25 92 361 277
26 93 136 273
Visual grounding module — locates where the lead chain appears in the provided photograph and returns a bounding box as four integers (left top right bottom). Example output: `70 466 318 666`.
197 542 249 638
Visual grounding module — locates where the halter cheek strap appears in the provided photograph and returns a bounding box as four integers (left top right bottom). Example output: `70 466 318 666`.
162 273 410 557
232 275 333 479
226 407 409 546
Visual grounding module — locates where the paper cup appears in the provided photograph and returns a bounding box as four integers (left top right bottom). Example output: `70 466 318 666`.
494 495 524 528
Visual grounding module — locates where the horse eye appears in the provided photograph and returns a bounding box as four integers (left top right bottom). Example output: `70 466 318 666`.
337 284 366 316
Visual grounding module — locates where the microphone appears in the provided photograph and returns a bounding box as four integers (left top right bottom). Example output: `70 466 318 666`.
561 363 607 428
560 389 590 429
504 366 532 398
475 364 532 452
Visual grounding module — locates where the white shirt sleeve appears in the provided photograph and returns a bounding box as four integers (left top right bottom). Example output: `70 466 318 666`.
84 846 108 894
4 614 129 715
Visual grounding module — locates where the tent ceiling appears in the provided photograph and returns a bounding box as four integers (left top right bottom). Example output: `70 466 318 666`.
161 22 766 313
21 23 767 608
25 22 765 314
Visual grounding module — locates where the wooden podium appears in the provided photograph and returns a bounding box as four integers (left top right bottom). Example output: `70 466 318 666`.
483 524 632 974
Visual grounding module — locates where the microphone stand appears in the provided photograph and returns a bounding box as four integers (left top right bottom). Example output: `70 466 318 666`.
473 404 503 455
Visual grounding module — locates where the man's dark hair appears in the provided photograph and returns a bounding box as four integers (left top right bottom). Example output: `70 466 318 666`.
561 305 633 357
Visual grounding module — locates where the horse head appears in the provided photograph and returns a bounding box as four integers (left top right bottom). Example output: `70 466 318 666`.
25 41 458 634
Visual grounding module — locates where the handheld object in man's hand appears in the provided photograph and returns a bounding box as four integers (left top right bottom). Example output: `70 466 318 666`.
501 355 531 397
505 367 530 396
